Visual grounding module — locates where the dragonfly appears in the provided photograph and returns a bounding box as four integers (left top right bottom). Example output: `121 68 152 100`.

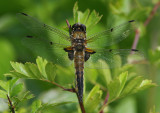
17 13 142 102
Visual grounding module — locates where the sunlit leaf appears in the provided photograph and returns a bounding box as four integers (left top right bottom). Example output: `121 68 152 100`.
85 10 103 30
22 91 34 100
73 1 78 23
0 90 7 99
36 56 48 78
10 83 23 97
38 101 74 112
25 62 43 79
0 80 8 91
85 85 102 113
9 78 19 90
131 79 157 94
31 100 41 113
5 71 29 78
106 71 156 105
45 62 57 81
120 76 143 97
8 57 58 83
149 105 156 113
10 61 28 76
73 2 102 30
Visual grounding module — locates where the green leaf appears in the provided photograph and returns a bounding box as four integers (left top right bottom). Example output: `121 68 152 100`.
73 2 102 30
24 63 43 79
107 71 156 105
8 57 57 81
5 71 29 78
131 80 157 94
107 76 121 102
73 2 78 23
31 99 73 112
38 102 74 112
85 85 102 113
85 10 103 30
45 62 57 81
107 72 128 103
117 72 128 96
10 83 23 97
9 78 19 89
0 80 9 91
36 56 48 78
22 91 34 100
12 96 21 104
31 100 42 113
149 105 156 113
10 61 28 76
121 76 143 97
0 90 7 99
79 9 90 24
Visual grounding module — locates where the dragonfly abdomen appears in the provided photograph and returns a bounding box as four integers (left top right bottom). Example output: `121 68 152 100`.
74 51 85 102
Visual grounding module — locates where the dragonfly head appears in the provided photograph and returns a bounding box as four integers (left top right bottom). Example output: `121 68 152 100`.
72 23 86 33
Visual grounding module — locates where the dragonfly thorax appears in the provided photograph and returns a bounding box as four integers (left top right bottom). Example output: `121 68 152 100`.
71 23 87 52
72 23 86 33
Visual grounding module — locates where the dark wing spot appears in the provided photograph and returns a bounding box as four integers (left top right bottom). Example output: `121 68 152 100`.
43 24 46 27
50 42 53 45
128 20 135 23
110 28 114 32
131 49 138 51
26 36 33 38
109 49 112 52
21 12 28 16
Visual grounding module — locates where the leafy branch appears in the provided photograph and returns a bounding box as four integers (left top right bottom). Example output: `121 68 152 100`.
0 78 34 112
5 57 157 113
132 1 160 50
99 72 156 113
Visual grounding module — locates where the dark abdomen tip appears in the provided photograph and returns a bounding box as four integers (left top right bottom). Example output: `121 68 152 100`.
20 12 28 16
129 20 135 23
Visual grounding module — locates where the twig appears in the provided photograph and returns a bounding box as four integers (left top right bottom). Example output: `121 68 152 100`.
99 92 109 113
66 19 71 29
7 95 15 113
76 93 86 113
144 2 160 26
42 79 86 112
131 1 160 50
131 29 140 51
42 79 76 93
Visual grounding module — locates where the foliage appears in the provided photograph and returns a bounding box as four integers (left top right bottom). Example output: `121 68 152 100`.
73 2 103 30
0 0 160 113
0 78 34 112
5 56 156 113
6 57 56 81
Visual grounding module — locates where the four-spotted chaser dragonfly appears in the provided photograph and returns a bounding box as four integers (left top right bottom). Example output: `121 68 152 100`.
17 13 142 102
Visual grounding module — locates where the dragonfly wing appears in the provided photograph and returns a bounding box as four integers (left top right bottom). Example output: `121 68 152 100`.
17 13 70 45
87 20 136 48
84 49 143 69
17 13 73 66
22 35 73 67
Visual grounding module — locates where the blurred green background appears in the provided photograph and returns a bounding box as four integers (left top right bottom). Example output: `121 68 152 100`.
0 0 160 113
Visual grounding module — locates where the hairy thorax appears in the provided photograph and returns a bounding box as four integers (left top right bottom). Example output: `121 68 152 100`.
71 31 86 51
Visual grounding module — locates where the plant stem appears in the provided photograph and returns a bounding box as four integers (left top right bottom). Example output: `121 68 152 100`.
42 79 86 112
7 95 15 113
66 19 71 29
99 92 109 113
42 79 76 92
76 92 86 113
144 2 160 26
131 1 160 50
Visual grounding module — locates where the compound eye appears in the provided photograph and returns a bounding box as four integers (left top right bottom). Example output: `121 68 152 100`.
82 25 86 32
